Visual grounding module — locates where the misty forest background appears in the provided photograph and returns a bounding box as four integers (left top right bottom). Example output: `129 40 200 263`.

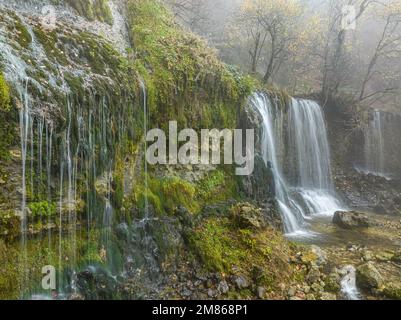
166 0 401 114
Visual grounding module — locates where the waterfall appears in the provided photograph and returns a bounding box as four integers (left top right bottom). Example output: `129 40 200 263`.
361 111 388 178
289 99 333 191
251 94 302 233
251 93 344 235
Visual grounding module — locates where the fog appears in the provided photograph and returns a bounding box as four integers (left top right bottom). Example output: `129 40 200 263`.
165 0 401 113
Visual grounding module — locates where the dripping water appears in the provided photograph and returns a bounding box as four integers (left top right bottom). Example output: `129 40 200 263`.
18 78 30 294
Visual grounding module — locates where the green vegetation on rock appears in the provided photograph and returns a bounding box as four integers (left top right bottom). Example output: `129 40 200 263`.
127 0 255 130
62 0 113 24
0 73 15 161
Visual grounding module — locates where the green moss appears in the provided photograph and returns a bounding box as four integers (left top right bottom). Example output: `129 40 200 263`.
0 73 10 112
33 27 69 66
65 0 113 25
0 229 103 299
133 175 197 216
127 0 254 130
196 169 237 203
187 215 303 293
28 202 57 220
13 15 32 49
0 73 15 160
0 210 20 240
187 217 245 272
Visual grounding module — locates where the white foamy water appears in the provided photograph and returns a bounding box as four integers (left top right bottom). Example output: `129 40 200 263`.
251 94 345 235
340 265 361 300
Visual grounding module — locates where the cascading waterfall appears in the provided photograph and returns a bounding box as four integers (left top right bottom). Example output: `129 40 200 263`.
288 99 343 219
360 111 388 178
251 93 344 235
251 94 302 233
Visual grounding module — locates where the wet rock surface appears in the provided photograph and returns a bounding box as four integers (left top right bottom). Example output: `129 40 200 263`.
333 211 370 229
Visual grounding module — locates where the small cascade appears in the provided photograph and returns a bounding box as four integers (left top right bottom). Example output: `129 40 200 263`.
360 111 389 178
251 94 302 233
18 79 31 292
251 93 344 235
340 265 361 300
288 99 343 221
289 99 333 191
139 78 150 221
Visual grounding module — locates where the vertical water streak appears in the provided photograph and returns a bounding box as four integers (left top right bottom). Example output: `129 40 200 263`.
19 79 30 294
363 111 387 177
45 121 53 249
38 115 44 232
58 139 64 292
139 79 149 220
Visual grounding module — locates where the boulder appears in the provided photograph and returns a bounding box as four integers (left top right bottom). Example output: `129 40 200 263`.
310 245 327 266
325 272 341 293
333 211 370 229
217 280 229 294
257 286 267 299
356 262 384 292
306 266 321 285
231 203 267 230
232 275 249 290
383 283 401 300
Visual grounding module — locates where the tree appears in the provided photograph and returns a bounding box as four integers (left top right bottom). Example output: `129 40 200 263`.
358 0 401 104
321 0 375 101
232 0 303 83
164 0 214 35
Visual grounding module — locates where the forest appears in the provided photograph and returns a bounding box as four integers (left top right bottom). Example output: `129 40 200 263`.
0 0 400 302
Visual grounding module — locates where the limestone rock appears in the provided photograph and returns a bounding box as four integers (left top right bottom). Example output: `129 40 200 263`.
310 245 327 266
231 203 267 230
306 266 321 285
356 262 384 292
383 283 401 300
257 286 266 299
217 280 229 294
325 272 341 293
232 275 249 290
333 211 370 229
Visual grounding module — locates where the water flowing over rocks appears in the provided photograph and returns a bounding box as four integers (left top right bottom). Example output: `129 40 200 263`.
0 0 400 301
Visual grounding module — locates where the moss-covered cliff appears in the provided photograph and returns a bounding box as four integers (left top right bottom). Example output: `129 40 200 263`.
0 0 314 300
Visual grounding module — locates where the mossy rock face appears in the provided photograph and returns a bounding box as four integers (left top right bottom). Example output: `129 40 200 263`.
186 211 302 296
0 11 32 49
0 73 15 161
127 0 255 130
64 0 113 25
0 73 10 112
0 210 20 240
